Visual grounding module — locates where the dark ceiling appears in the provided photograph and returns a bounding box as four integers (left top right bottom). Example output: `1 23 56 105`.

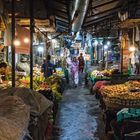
1 0 140 35
2 0 72 32
53 0 73 32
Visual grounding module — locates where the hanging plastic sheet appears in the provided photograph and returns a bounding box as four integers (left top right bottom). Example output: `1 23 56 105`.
15 24 30 54
4 24 11 46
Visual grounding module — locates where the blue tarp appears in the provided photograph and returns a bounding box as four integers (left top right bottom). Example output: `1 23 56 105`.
117 108 140 122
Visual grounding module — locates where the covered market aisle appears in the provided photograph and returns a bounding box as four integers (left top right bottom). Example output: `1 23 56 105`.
54 85 105 140
1 0 140 140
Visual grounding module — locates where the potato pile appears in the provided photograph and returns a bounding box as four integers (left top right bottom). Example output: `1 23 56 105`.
126 81 140 90
100 81 140 107
100 84 128 98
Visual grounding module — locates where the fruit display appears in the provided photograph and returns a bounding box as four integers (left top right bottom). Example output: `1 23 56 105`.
90 69 118 79
55 69 65 77
46 75 62 101
91 70 104 78
33 66 41 76
125 80 140 90
18 74 62 102
100 81 140 108
100 84 128 97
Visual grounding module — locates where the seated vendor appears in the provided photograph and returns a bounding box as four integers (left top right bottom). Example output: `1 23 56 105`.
0 62 9 81
16 57 30 75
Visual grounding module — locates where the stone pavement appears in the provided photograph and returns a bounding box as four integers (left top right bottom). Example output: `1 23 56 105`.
54 85 107 140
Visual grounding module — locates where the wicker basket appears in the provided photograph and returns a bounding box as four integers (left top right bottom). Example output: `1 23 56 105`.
104 96 140 109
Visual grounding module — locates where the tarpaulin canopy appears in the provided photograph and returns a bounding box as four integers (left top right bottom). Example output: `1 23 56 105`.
15 25 30 54
4 24 30 54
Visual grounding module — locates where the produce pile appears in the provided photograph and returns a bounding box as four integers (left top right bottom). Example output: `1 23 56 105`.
126 80 140 90
54 69 64 77
100 81 140 108
18 75 62 102
100 84 128 98
19 76 49 91
46 75 63 101
33 66 42 76
90 69 118 79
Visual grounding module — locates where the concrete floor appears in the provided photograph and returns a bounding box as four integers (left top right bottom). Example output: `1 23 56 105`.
54 85 107 140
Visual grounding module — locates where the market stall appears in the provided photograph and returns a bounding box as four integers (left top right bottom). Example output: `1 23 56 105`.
0 53 65 139
95 80 140 139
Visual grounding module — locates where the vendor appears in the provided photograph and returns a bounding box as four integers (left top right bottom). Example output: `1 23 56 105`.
41 55 55 78
0 62 9 81
16 57 30 75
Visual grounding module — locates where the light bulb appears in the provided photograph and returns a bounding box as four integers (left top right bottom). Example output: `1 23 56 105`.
104 45 108 49
14 39 21 46
38 46 44 52
94 40 98 46
24 38 30 44
129 46 135 52
107 41 111 46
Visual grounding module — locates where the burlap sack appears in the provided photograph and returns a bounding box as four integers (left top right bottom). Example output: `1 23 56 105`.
0 96 30 140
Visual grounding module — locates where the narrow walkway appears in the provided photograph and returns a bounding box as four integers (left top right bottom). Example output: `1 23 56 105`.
55 85 104 140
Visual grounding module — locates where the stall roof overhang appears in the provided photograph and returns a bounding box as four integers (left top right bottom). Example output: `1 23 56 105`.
2 0 73 33
53 0 73 32
1 0 56 33
83 0 122 29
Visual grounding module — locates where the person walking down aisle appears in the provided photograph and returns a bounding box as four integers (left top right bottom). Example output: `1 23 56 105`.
41 55 55 78
78 53 85 85
78 53 85 73
67 57 79 87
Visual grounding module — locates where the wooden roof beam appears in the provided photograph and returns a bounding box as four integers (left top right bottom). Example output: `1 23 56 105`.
57 24 68 29
91 0 119 9
56 21 69 27
54 9 68 15
86 6 120 19
84 11 118 26
55 14 68 20
85 11 117 23
55 16 69 23
84 15 115 27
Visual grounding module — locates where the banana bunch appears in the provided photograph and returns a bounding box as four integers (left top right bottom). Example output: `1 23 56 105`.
51 83 62 101
55 70 64 76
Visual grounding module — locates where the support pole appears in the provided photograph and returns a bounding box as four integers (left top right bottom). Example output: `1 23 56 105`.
46 40 49 78
6 46 9 63
102 45 104 62
90 47 93 65
121 42 123 75
30 0 34 89
11 0 15 87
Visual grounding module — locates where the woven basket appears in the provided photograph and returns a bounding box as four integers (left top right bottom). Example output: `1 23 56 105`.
104 96 140 109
